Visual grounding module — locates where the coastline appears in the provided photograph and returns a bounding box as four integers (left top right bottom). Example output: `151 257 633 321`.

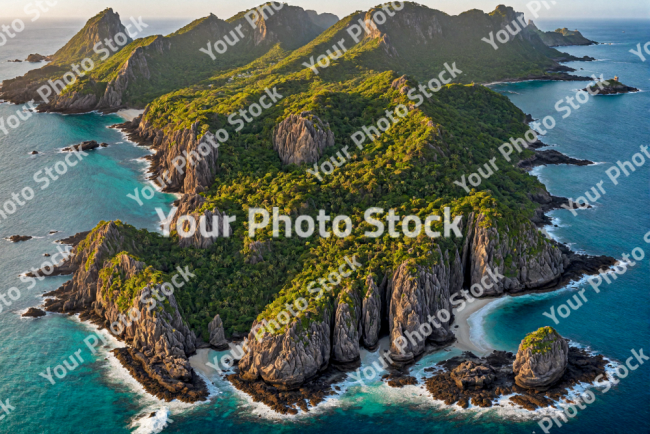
451 297 500 356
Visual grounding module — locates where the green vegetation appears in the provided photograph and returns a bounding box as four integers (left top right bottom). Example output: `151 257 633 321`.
34 2 568 341
521 326 561 354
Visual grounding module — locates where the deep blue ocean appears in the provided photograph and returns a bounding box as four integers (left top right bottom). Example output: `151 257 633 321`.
0 18 647 434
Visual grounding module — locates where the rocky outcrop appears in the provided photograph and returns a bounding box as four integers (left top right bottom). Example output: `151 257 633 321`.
451 361 496 390
464 212 565 295
388 252 455 363
25 54 52 62
425 345 607 410
22 308 46 318
583 80 639 95
332 287 362 365
41 222 208 403
306 10 339 30
123 112 221 194
361 275 382 349
273 111 334 165
62 140 108 152
7 235 32 242
513 326 569 390
529 21 597 47
208 314 228 350
517 149 593 171
168 193 230 248
238 313 332 389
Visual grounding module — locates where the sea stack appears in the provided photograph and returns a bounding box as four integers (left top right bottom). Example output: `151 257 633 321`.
208 314 229 350
512 326 569 390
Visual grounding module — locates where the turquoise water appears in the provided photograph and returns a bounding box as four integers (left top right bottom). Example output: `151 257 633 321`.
0 18 648 434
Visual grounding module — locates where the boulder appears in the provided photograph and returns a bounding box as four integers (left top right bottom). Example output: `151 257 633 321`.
450 361 496 390
273 111 334 165
208 314 228 350
513 326 568 390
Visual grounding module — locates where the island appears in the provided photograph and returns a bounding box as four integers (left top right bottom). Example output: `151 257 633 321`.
4 3 617 415
584 77 640 95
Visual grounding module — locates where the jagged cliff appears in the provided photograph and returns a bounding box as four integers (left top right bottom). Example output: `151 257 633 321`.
41 222 208 402
120 110 221 194
273 111 335 165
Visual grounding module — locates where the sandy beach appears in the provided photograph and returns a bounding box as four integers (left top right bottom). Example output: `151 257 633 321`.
451 296 501 356
190 348 220 380
115 108 144 122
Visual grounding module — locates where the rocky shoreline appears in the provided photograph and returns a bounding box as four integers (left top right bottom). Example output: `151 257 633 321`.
424 342 609 410
37 224 210 404
227 367 348 415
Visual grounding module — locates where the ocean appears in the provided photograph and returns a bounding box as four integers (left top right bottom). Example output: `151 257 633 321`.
0 18 647 434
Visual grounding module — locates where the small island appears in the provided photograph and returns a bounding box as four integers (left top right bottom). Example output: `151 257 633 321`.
585 77 639 95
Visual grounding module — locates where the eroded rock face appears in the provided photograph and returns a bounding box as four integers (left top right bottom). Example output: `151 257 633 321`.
361 275 382 349
169 193 231 249
238 314 332 389
451 361 496 390
513 326 568 390
388 251 455 363
208 314 228 350
131 112 221 194
332 287 361 364
465 213 565 295
273 111 334 165
40 223 207 402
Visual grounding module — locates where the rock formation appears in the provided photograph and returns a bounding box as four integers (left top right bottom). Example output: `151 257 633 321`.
450 361 496 390
25 54 52 62
62 140 108 152
7 235 32 242
389 253 455 363
208 314 228 350
41 222 208 403
583 79 639 95
168 193 231 249
361 275 382 349
238 314 332 389
22 308 46 318
332 287 362 364
513 326 569 390
464 213 565 295
124 112 221 194
273 111 334 165
425 344 606 410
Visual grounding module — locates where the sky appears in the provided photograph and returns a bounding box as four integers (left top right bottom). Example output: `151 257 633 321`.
1 0 648 21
